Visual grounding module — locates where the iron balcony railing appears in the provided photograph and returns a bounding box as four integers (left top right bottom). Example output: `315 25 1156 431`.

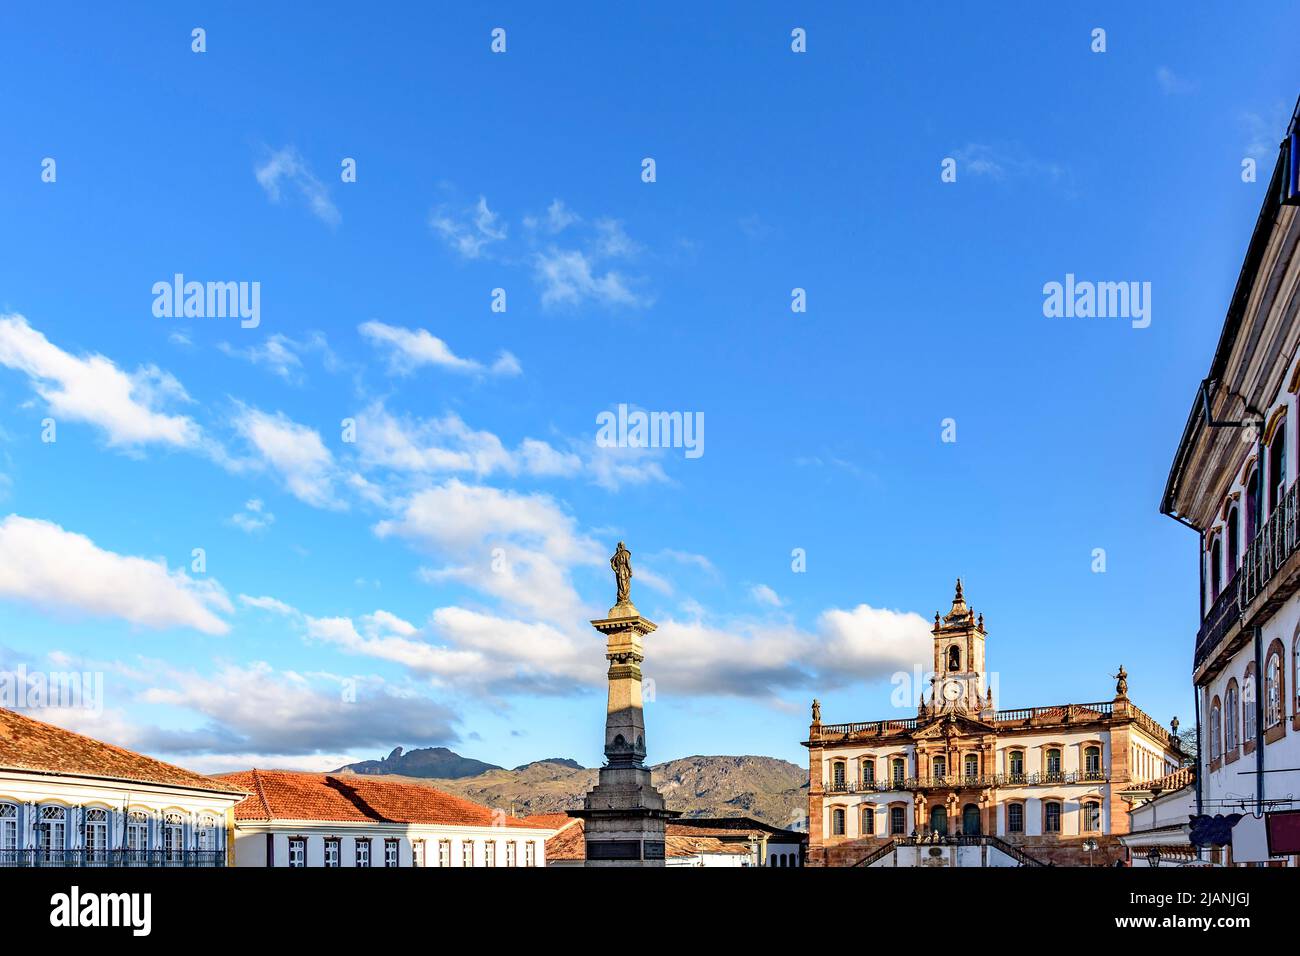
1195 478 1300 670
825 770 1107 793
851 834 1045 867
0 849 226 868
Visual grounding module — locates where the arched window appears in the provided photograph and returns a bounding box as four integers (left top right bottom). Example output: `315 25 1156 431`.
889 806 906 835
831 808 846 836
1227 506 1240 575
964 754 979 780
861 806 875 837
1045 748 1062 779
1210 697 1222 761
125 811 148 860
1269 418 1287 515
1044 801 1062 834
1210 536 1223 601
948 645 961 671
932 756 946 780
962 803 980 835
1243 663 1258 743
163 811 184 863
84 807 108 862
1225 682 1239 753
929 805 947 835
0 803 16 863
861 758 875 786
196 815 218 853
1084 746 1101 777
1246 466 1260 541
1265 653 1283 728
1007 803 1024 833
1083 800 1101 832
1008 750 1024 780
39 806 67 860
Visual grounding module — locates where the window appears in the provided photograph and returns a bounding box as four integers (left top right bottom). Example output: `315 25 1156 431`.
40 806 66 860
1044 802 1061 834
384 839 399 867
462 841 474 867
525 842 536 867
196 816 217 853
861 759 875 785
1227 507 1240 574
1265 653 1283 728
1084 746 1101 777
0 803 17 862
287 838 306 868
1008 750 1024 780
324 838 341 868
928 806 947 835
163 812 183 862
964 754 979 781
1244 664 1258 743
1083 801 1101 832
506 842 517 866
1007 803 1024 833
485 841 497 867
948 645 961 671
1269 419 1287 515
412 840 425 867
962 804 980 835
437 839 451 867
831 808 846 836
1210 536 1223 601
355 839 371 867
125 811 148 860
1045 748 1062 778
1246 466 1260 541
1225 682 1239 752
892 758 905 784
889 806 906 835
861 806 875 836
831 761 846 789
932 756 946 780
1210 699 1222 761
1296 637 1300 713
84 808 108 862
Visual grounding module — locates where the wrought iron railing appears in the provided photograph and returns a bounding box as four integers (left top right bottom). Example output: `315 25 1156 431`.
1195 479 1300 670
825 770 1107 793
851 834 1045 867
0 849 226 867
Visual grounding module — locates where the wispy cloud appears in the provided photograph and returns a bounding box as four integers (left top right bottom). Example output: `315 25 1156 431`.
358 321 519 377
951 143 1068 186
229 498 274 534
1156 66 1196 95
254 146 340 226
430 195 507 259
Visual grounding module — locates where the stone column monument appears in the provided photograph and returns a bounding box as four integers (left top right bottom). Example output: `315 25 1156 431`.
571 541 678 865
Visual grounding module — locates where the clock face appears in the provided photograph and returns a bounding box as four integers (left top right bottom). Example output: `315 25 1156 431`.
942 680 963 702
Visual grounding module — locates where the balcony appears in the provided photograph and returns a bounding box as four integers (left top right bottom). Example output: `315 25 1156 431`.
824 770 1108 794
1195 478 1300 672
0 849 227 867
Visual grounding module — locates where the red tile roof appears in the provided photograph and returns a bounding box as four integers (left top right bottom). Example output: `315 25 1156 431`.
0 707 246 795
536 816 758 862
217 769 554 828
1130 765 1195 794
543 816 587 861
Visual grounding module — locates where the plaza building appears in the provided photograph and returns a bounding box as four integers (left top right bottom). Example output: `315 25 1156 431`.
0 706 246 867
217 769 553 867
1159 97 1300 866
804 582 1182 867
536 814 805 867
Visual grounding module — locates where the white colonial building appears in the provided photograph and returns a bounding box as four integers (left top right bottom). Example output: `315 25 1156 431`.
218 769 552 867
1160 99 1300 866
1119 767 1201 867
0 707 246 867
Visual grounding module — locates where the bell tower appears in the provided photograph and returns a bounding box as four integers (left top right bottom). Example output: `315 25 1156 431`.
929 579 992 716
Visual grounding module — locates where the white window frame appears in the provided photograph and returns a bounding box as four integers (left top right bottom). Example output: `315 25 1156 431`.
384 838 399 867
324 837 341 868
287 837 306 868
355 839 370 867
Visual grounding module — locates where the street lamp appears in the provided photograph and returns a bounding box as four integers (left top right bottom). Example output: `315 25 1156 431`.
1147 847 1161 868
1082 837 1098 866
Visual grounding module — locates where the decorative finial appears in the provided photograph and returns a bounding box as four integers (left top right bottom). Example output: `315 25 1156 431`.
954 578 964 601
1112 664 1128 698
811 698 821 723
977 612 984 629
610 541 633 606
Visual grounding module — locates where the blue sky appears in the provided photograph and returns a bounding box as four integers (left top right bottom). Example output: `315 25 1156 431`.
0 3 1297 774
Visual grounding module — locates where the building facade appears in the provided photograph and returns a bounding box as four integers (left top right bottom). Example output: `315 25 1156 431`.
0 707 246 867
537 814 805 867
804 583 1182 867
218 769 551 867
1160 99 1300 866
1119 767 1200 867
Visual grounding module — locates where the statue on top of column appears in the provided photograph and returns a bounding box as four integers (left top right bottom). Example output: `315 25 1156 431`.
611 541 633 606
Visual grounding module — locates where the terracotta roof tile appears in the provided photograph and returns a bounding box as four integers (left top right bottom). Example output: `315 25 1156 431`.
1129 765 1195 794
544 816 587 861
0 707 246 796
216 769 554 827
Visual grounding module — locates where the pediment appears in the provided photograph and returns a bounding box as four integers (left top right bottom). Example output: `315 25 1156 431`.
913 712 994 739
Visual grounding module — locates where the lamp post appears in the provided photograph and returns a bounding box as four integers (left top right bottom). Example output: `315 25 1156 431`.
1082 837 1098 866
1147 847 1161 868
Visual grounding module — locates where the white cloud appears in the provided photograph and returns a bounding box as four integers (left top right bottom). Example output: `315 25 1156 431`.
533 247 648 309
229 498 275 534
232 405 340 508
217 333 336 384
1156 66 1195 95
750 583 784 607
951 144 1067 185
239 593 297 615
358 321 519 377
0 314 200 448
430 195 506 259
0 515 232 634
254 146 340 225
524 199 581 234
